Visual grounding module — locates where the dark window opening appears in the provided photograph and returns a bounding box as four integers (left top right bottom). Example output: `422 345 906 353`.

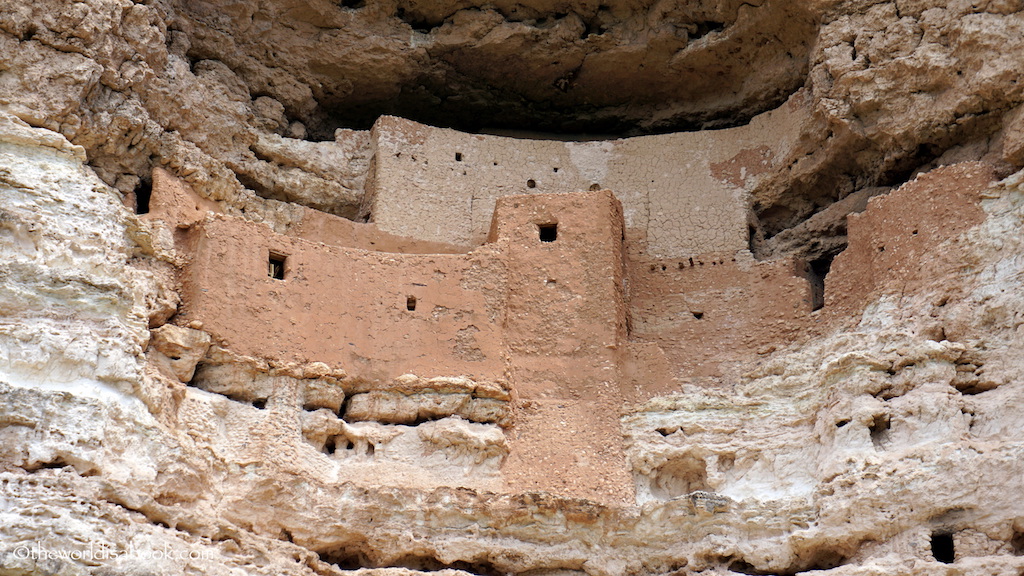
340 0 366 8
406 295 417 311
455 152 463 161
692 311 704 320
527 179 537 188
539 223 558 242
807 253 837 311
932 532 955 563
269 252 287 280
135 178 152 215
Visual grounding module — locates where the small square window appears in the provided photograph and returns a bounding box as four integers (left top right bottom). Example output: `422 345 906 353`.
538 223 558 242
269 252 287 280
406 295 417 311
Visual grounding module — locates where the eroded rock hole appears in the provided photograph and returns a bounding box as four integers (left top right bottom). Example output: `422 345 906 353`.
691 20 726 39
339 0 366 8
134 177 152 215
651 455 707 499
869 414 890 448
252 399 267 410
527 178 537 188
269 252 287 280
539 223 558 242
1010 530 1024 555
931 532 955 563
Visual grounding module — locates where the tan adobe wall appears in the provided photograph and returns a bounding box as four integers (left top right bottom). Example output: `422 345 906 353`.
177 189 633 386
490 190 628 359
283 206 469 254
628 253 815 382
178 214 507 381
826 162 994 317
488 191 635 501
364 92 809 258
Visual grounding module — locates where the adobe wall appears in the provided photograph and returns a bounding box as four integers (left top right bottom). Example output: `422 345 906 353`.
178 215 508 381
364 92 810 258
172 186 640 502
490 190 628 361
488 191 636 500
175 186 635 386
826 162 994 317
628 253 816 382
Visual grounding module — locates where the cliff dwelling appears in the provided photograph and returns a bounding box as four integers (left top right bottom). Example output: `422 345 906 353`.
4 1 1024 575
138 109 999 506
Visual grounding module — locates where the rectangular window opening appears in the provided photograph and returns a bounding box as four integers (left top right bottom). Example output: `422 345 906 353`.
269 252 287 280
539 223 558 242
931 532 955 564
406 295 417 311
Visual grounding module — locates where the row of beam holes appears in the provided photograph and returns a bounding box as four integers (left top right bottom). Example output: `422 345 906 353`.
648 257 734 272
453 151 603 192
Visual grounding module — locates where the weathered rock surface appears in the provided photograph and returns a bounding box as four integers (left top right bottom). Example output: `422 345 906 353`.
4 0 1024 575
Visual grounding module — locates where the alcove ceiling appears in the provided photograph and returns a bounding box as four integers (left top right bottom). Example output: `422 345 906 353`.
177 0 820 138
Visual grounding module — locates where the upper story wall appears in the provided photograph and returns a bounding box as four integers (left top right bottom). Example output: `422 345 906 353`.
363 92 809 258
491 190 628 360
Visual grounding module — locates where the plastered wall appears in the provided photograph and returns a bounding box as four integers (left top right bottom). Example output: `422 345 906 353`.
364 92 809 258
176 188 631 388
179 214 508 381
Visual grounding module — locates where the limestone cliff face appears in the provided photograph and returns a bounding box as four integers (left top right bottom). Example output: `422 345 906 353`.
3 1 1024 575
